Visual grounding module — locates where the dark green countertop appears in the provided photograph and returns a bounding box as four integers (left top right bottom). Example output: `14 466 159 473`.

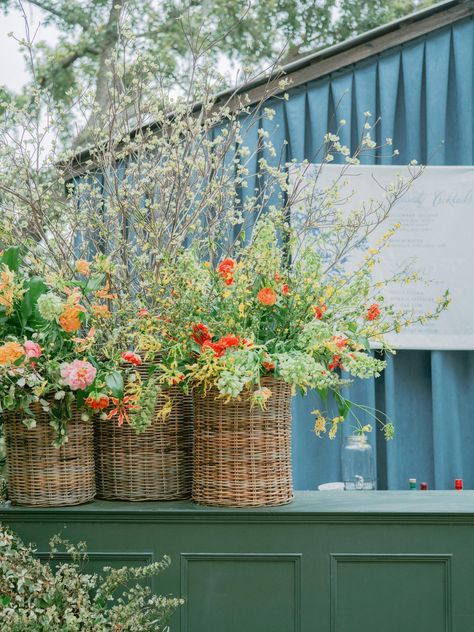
2 491 474 523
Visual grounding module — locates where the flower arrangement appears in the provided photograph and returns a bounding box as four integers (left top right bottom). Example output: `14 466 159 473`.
0 248 163 445
157 212 449 437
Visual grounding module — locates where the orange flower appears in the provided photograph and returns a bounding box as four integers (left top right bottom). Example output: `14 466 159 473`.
59 304 84 332
96 280 118 300
0 341 24 365
367 303 380 321
121 351 142 366
202 340 226 357
332 335 348 349
75 259 91 276
257 287 277 306
313 305 327 319
192 323 212 346
218 335 240 349
273 272 282 282
218 258 236 286
0 267 17 315
91 304 111 319
329 354 343 371
262 360 275 372
86 393 110 410
281 283 290 296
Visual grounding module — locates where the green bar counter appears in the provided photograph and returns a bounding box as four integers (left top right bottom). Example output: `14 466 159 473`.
1 491 473 631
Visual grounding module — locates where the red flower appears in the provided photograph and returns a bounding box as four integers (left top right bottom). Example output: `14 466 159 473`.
367 303 380 321
262 360 275 372
313 305 327 319
329 354 344 371
257 287 277 306
138 308 149 318
121 351 142 366
281 284 290 296
202 340 226 357
274 272 282 282
218 335 240 349
86 393 110 410
192 323 212 346
218 258 236 286
107 396 141 426
332 335 348 349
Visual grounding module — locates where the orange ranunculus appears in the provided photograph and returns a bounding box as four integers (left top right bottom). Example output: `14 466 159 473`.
257 287 277 306
75 259 91 276
367 303 381 321
218 258 236 286
59 304 84 332
91 304 111 319
0 341 24 365
85 393 110 410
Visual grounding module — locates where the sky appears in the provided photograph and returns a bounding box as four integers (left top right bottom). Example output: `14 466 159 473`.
0 5 58 92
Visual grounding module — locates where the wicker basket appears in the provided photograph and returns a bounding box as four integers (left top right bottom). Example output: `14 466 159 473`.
192 378 294 507
94 364 193 501
4 403 95 507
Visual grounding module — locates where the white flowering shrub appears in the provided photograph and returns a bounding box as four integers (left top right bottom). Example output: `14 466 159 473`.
0 525 183 631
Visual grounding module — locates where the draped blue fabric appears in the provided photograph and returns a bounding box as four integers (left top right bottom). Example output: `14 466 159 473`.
269 17 474 490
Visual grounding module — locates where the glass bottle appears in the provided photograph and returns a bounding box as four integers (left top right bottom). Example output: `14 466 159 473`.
341 434 376 490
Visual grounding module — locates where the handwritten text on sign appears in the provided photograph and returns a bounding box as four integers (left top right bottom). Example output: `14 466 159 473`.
291 165 474 350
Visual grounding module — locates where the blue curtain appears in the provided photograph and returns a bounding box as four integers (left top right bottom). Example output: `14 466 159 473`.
263 16 474 490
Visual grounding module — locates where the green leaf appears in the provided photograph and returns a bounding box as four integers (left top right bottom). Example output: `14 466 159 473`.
20 277 49 324
84 273 106 295
316 388 328 405
334 391 352 419
105 371 124 399
1 246 21 272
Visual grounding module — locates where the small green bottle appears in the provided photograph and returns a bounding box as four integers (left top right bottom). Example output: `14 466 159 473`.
408 478 417 490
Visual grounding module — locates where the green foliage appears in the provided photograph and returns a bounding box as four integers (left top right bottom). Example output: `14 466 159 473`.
0 524 183 630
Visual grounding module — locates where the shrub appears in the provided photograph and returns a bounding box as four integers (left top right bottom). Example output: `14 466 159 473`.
0 524 183 631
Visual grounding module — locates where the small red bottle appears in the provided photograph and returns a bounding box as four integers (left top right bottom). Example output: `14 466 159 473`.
420 482 428 490
455 479 463 491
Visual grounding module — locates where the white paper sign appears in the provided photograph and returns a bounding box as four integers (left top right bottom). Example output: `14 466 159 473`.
291 164 474 350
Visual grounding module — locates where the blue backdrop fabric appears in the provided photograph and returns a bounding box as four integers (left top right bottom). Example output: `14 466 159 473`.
253 16 474 490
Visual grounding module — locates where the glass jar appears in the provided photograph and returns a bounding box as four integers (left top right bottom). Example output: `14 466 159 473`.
341 434 376 490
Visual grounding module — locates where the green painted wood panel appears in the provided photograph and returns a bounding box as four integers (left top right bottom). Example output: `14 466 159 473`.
2 491 474 632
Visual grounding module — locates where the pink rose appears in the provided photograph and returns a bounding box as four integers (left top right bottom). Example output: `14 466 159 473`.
60 359 97 391
24 341 42 359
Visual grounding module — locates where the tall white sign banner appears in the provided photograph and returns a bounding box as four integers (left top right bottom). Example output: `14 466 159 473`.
291 164 474 350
